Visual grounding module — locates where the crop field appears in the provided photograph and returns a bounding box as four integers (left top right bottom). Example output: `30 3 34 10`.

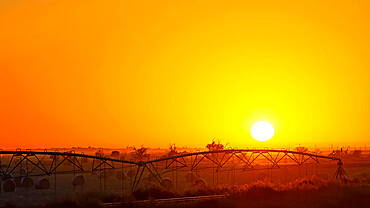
0 147 369 207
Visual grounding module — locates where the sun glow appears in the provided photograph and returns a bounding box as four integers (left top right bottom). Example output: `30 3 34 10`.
0 1 369 148
250 121 275 141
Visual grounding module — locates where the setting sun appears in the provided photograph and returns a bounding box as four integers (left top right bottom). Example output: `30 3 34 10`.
250 121 275 141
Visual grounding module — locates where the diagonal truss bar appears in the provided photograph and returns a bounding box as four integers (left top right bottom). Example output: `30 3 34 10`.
216 152 235 172
191 155 206 171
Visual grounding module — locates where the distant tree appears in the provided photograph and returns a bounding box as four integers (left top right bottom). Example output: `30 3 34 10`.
168 144 178 156
295 146 308 153
206 139 227 151
95 149 104 157
110 151 120 159
131 145 150 161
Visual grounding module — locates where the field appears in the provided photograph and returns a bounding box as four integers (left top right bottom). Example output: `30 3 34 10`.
0 147 369 208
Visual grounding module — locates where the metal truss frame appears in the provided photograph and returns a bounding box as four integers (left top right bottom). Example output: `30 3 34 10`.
0 149 345 191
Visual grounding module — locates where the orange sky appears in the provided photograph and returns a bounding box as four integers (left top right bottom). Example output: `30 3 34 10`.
0 0 369 149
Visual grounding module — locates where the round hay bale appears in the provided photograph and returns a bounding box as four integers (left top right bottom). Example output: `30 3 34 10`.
12 177 23 187
194 178 207 187
72 175 85 186
34 178 50 189
3 179 16 192
115 171 127 181
126 169 136 177
2 173 13 181
161 178 173 189
185 172 197 183
22 177 34 187
19 168 28 176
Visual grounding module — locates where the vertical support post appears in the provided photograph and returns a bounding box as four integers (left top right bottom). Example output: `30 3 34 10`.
212 160 214 185
172 161 174 188
26 155 29 195
216 152 219 185
271 162 273 181
252 154 255 182
129 163 133 191
99 160 102 192
195 155 198 174
269 155 272 181
19 154 22 178
80 156 83 193
121 162 124 194
306 163 308 177
104 161 106 192
285 154 288 182
233 154 235 185
175 159 178 191
190 154 193 177
54 156 57 195
155 158 158 176
73 157 76 193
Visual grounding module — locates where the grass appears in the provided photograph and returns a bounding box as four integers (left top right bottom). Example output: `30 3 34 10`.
177 177 370 208
48 177 369 208
3 176 365 208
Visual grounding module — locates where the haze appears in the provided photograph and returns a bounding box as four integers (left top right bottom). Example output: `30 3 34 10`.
0 0 369 148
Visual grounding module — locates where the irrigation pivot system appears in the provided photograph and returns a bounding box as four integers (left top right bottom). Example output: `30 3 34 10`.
0 148 346 194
